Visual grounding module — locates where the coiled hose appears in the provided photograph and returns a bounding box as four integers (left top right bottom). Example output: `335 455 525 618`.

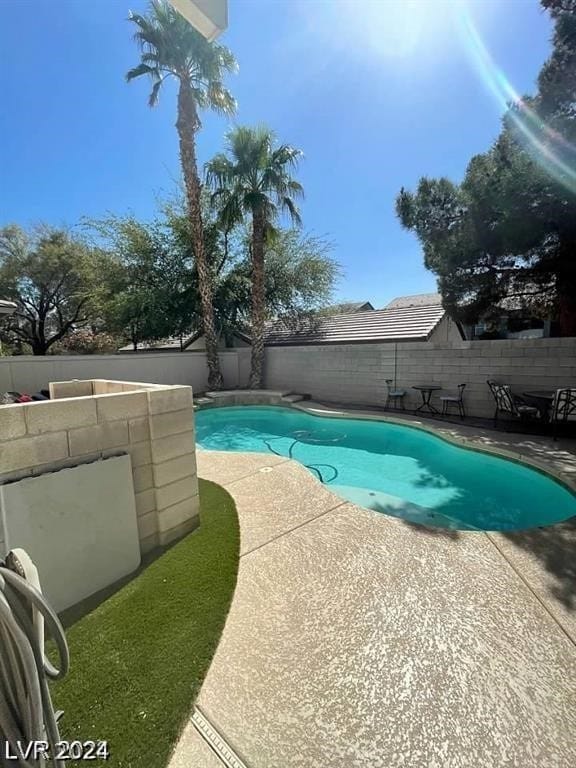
0 549 69 767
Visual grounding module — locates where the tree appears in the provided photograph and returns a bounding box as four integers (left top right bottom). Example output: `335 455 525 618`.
86 214 199 349
212 229 339 344
0 226 105 355
127 0 237 388
89 206 339 352
206 125 304 387
55 330 119 355
396 1 576 335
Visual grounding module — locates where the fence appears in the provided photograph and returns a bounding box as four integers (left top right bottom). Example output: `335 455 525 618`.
0 349 251 395
263 338 576 418
2 340 576 420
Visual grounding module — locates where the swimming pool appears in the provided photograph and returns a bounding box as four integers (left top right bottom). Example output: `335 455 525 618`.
195 406 576 531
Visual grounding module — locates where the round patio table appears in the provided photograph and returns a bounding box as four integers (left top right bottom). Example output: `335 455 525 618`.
412 384 442 415
523 390 555 421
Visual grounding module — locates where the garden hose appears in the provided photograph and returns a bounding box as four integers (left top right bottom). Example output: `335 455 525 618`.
0 549 69 767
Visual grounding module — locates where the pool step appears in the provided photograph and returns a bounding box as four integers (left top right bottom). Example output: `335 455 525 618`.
195 390 310 408
193 396 215 407
282 393 305 403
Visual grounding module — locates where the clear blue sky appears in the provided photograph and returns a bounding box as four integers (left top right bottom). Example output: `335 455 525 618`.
0 0 552 307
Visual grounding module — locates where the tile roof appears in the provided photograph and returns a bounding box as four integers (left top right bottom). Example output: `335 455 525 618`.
386 292 442 309
327 300 375 313
117 328 251 353
117 338 184 352
264 301 446 346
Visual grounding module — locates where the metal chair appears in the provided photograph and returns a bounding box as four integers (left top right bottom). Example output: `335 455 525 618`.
487 380 539 425
440 383 466 419
551 388 576 440
385 379 406 410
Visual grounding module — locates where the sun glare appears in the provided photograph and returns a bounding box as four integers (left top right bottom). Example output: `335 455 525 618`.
456 4 576 194
300 0 576 194
300 0 466 63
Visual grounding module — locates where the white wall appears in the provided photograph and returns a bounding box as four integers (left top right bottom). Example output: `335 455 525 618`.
428 315 463 344
0 455 140 612
185 333 250 350
0 351 240 395
264 338 576 418
237 347 252 388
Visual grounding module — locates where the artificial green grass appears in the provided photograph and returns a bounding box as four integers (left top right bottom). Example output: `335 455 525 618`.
50 479 239 767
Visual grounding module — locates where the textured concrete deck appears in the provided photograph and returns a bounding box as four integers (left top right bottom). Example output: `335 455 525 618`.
172 414 576 768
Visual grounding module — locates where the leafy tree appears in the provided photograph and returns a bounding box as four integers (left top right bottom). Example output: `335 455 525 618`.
212 229 339 344
127 0 237 387
56 330 119 355
87 215 198 349
89 208 338 352
0 226 105 355
396 0 576 335
206 125 303 387
539 1 576 143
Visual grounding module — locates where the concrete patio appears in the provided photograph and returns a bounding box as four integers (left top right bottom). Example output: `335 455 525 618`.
171 410 576 768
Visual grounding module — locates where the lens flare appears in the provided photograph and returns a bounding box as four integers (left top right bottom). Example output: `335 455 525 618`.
456 4 576 194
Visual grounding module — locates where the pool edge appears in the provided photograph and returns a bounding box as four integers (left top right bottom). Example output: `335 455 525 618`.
289 400 576 500
196 397 576 503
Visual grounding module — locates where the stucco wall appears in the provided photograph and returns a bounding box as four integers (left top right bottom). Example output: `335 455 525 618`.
237 347 252 388
428 315 463 344
0 351 240 395
264 338 576 418
185 333 251 350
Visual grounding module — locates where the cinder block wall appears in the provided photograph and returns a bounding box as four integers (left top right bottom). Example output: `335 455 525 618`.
264 338 576 418
0 379 199 553
0 351 240 396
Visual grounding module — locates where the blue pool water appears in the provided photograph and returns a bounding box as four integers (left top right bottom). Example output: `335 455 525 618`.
195 406 576 531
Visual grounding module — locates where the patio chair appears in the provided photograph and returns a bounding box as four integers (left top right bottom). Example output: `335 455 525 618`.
551 388 576 440
440 383 466 419
385 379 406 411
486 380 539 425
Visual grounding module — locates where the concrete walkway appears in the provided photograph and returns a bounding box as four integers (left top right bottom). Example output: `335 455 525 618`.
171 416 576 768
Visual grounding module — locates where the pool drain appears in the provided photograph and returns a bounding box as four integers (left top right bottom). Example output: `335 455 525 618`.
191 707 248 768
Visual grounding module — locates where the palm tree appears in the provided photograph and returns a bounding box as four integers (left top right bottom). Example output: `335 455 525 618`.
206 126 303 388
126 1 236 389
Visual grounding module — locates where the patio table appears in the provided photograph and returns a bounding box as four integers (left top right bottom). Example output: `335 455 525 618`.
412 384 442 415
523 390 556 422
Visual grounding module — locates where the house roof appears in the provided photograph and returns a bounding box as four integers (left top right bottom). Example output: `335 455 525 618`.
264 298 446 346
326 300 375 314
118 328 251 353
386 292 442 309
0 300 17 316
118 338 185 353
118 295 446 350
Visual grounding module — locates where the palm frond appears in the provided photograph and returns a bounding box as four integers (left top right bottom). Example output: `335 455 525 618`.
280 197 302 226
125 63 159 83
148 76 165 107
207 83 236 116
205 154 235 189
126 0 237 116
286 179 304 198
205 124 303 230
263 221 279 245
272 144 303 169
